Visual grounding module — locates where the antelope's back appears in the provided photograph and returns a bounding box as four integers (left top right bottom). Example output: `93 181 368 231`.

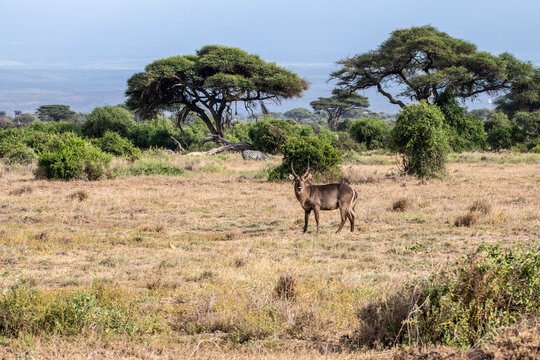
312 183 354 210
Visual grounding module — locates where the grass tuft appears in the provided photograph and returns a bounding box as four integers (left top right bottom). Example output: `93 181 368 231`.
274 272 298 300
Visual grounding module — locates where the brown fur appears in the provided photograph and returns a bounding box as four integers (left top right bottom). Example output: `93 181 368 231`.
289 163 357 233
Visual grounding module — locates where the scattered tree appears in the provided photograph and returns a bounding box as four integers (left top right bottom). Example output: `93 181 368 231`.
36 105 77 122
332 25 530 108
284 107 313 122
310 90 369 131
126 45 308 138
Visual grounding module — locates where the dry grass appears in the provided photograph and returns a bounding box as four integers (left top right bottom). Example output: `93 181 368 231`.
0 153 539 358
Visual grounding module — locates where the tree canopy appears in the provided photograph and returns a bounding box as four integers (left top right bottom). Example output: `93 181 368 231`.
284 108 313 122
36 105 77 122
125 45 308 137
310 90 369 130
331 25 530 108
496 67 540 117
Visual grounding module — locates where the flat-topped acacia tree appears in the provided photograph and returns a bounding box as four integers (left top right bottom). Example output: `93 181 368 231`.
331 25 530 108
125 45 308 138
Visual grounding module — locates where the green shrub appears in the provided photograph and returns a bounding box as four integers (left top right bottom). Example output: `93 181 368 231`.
349 244 540 349
487 127 512 150
0 283 148 338
435 93 487 151
82 105 136 138
531 144 540 153
350 117 392 149
2 144 37 165
92 131 141 159
226 122 253 143
249 118 293 154
392 101 450 178
268 135 342 182
37 134 111 180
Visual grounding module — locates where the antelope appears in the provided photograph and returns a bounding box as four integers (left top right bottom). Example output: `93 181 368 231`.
289 161 358 233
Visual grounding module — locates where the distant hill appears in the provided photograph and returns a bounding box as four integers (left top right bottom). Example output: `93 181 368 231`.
0 65 491 116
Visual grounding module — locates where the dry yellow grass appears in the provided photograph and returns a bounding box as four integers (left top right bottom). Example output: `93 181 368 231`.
0 154 539 358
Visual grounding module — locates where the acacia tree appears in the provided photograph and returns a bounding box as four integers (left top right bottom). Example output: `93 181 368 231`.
331 25 530 108
284 107 313 122
310 90 369 130
36 105 77 122
126 45 308 138
496 67 540 117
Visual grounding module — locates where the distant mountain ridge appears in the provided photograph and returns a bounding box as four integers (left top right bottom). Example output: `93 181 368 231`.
0 65 490 116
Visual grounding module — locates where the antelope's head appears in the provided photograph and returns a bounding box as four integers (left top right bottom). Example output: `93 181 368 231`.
289 160 312 195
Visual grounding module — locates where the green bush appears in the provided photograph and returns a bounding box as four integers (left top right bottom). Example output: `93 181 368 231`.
0 283 146 337
487 127 512 150
350 117 392 149
349 244 540 349
82 105 136 138
37 134 111 180
0 139 37 165
226 122 253 143
435 93 487 151
92 131 141 159
248 118 293 154
318 130 360 151
268 135 342 182
392 101 450 178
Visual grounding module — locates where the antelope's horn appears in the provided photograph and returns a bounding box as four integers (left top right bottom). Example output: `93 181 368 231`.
291 160 298 177
302 159 310 178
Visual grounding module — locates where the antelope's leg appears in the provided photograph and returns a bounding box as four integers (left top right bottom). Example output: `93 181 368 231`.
347 210 355 232
304 210 311 233
336 206 347 233
314 206 320 233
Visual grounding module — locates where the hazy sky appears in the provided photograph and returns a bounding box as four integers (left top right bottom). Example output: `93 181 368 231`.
2 0 539 69
1 0 539 113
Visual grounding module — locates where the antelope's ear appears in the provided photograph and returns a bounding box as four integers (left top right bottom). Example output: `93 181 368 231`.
288 174 295 180
306 174 313 181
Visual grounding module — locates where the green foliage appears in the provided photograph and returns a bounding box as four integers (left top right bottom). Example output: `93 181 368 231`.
318 130 361 151
36 104 77 122
434 93 487 151
284 107 313 122
513 110 540 136
82 105 136 138
350 244 540 349
496 66 540 116
126 45 308 137
92 131 141 159
484 111 511 132
486 123 527 150
0 282 155 338
392 101 449 178
226 122 253 143
249 118 293 154
350 117 391 149
333 26 530 108
129 123 176 150
310 90 369 131
268 136 342 182
0 141 37 165
37 134 111 180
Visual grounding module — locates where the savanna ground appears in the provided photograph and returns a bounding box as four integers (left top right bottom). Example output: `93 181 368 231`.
0 152 539 359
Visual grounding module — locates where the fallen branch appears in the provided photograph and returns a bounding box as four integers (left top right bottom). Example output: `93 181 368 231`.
186 134 254 156
169 136 185 152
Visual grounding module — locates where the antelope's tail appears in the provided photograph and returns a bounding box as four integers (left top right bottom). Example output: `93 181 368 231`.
348 188 359 216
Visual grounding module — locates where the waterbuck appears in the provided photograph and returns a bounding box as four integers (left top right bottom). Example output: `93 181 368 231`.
289 161 358 233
